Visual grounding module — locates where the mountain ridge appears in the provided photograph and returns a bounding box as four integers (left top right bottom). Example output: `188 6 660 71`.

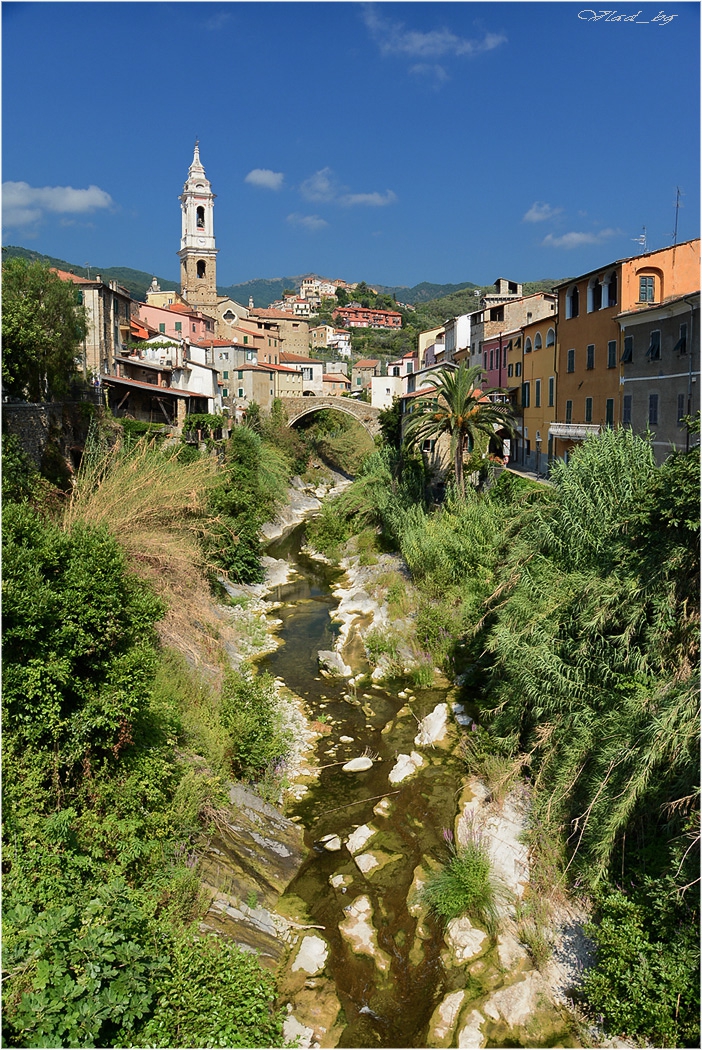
1 246 560 310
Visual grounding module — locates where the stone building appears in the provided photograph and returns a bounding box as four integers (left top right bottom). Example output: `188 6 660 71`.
53 269 132 378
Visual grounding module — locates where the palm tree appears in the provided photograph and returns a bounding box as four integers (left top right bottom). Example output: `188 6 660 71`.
404 363 516 495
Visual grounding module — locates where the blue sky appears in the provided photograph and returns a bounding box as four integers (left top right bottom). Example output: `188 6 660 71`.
2 1 699 289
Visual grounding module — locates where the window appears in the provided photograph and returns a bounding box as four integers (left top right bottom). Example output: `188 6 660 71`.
243 335 249 344
586 344 595 370
421 439 435 453
674 322 688 354
565 399 573 423
623 395 632 425
237 370 243 379
525 338 532 353
522 382 530 408
588 277 603 313
534 332 542 350
639 275 655 302
196 206 205 228
238 388 244 398
677 393 686 423
646 330 661 360
585 397 593 423
483 351 488 369
356 377 362 386
648 393 658 425
567 348 575 372
507 363 513 378
223 371 229 379
606 271 618 307
515 361 522 377
566 285 579 319
222 388 228 397
607 341 617 368
489 350 494 370
192 324 196 333
546 327 555 347
535 379 542 408
606 398 614 426
196 260 206 279
621 336 633 363
175 321 182 332
159 323 166 333
548 376 555 407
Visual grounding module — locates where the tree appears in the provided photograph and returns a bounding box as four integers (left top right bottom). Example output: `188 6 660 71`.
2 257 87 401
404 364 516 495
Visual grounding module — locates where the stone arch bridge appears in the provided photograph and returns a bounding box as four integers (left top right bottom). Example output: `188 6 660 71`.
280 397 382 439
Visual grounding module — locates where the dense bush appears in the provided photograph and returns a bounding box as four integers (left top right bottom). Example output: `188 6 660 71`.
421 834 503 935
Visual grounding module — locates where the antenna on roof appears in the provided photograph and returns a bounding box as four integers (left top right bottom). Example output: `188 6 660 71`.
631 227 647 254
672 186 683 245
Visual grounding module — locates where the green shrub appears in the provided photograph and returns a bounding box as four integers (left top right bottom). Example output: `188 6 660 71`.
219 668 292 782
421 834 503 934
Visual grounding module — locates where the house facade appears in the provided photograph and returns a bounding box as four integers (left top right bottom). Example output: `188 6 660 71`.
54 269 133 378
351 359 380 392
617 292 700 463
249 308 309 356
332 305 402 329
552 238 701 460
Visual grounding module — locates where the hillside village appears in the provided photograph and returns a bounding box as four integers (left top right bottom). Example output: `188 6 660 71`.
22 144 701 472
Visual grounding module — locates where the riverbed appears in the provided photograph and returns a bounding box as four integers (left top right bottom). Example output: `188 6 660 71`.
255 523 582 1049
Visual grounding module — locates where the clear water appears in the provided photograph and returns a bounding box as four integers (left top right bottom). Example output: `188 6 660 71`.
260 526 473 1047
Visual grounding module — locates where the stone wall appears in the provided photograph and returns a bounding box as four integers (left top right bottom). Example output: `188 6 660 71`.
2 403 64 467
3 401 96 476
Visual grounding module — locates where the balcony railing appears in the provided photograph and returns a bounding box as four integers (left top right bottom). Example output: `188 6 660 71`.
548 422 601 440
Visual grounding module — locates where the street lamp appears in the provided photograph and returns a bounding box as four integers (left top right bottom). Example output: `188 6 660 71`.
536 431 542 478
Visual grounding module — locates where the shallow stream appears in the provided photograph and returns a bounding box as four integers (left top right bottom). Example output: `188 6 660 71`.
260 524 475 1047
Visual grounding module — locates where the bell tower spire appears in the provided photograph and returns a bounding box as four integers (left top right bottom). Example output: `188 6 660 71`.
178 142 218 311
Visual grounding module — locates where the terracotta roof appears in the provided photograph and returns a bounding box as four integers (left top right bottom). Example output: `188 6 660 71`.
280 351 320 364
192 338 239 347
353 359 380 368
167 303 197 315
52 267 90 284
251 308 307 321
323 374 350 383
101 374 202 399
400 385 438 399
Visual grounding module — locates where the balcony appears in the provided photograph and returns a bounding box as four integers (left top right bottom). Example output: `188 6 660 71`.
548 422 601 440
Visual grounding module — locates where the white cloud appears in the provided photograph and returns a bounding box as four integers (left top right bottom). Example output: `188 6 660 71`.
542 228 620 249
362 4 506 60
339 190 397 208
287 213 328 231
523 201 562 223
300 167 397 208
300 167 338 203
245 168 284 191
409 63 450 83
2 180 113 227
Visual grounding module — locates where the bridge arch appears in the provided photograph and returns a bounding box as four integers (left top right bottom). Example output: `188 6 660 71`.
280 396 382 439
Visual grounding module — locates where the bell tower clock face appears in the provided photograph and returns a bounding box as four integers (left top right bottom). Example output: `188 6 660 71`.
197 237 205 245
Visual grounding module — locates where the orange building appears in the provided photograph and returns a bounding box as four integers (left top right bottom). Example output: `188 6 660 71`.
552 239 700 460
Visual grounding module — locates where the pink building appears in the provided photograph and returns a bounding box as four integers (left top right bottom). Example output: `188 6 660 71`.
481 328 520 391
137 302 215 342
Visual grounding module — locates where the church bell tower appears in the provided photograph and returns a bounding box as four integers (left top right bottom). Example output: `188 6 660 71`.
178 142 218 310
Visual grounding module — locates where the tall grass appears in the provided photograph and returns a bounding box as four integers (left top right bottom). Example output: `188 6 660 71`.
63 426 224 665
421 831 504 935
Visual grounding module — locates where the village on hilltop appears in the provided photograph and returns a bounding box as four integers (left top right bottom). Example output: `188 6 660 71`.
51 145 700 472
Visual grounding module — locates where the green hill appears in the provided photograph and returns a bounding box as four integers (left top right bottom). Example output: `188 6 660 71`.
2 247 563 315
1 246 177 302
